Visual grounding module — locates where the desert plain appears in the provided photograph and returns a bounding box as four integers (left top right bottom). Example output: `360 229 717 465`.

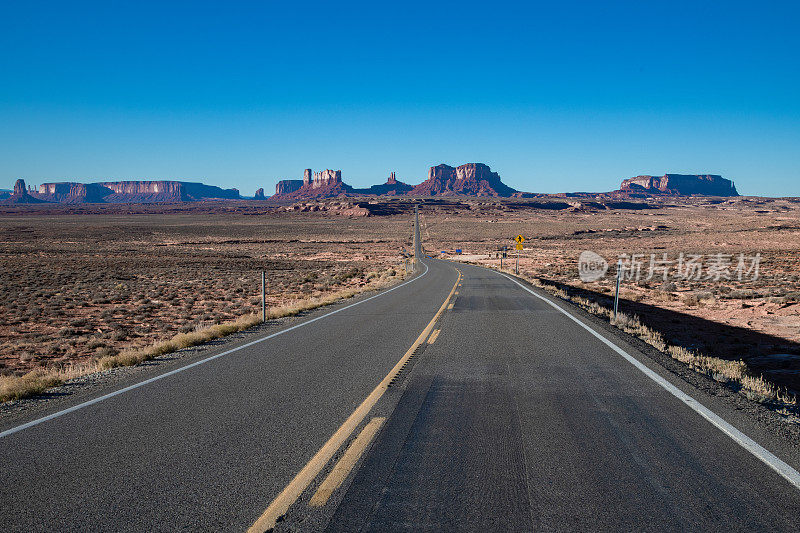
1 196 799 404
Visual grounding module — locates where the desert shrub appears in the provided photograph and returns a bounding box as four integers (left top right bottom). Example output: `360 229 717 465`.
681 293 699 306
728 289 754 299
0 369 63 402
95 346 118 357
86 339 105 350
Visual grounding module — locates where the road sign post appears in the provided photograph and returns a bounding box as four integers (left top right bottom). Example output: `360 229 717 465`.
513 235 525 275
261 270 266 323
613 260 622 321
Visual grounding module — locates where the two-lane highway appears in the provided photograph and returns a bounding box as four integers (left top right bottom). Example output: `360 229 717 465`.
0 259 457 531
3 257 800 532
324 261 800 532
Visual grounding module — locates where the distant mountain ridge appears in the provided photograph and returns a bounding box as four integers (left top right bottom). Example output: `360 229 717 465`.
3 169 743 205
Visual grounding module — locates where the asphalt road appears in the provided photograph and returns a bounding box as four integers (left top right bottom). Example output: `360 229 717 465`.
2 258 800 532
0 260 456 531
325 261 800 532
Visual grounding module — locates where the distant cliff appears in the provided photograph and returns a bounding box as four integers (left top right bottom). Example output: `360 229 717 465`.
275 180 304 195
620 174 738 196
410 163 517 197
34 180 240 203
38 182 114 203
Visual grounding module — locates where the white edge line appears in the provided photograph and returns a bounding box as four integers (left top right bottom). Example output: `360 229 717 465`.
0 262 431 439
499 271 800 491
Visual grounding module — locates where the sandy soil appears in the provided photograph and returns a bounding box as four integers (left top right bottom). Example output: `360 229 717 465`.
0 206 412 375
2 196 798 395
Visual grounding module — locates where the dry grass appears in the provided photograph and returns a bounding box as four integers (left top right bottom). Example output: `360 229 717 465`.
0 362 95 402
1 266 405 402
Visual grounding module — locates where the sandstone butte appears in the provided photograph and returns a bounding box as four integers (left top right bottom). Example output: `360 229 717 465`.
409 163 517 197
620 174 739 197
272 166 741 200
273 164 514 200
2 179 47 204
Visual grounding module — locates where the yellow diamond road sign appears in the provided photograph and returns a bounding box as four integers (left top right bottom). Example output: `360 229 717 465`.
514 234 525 243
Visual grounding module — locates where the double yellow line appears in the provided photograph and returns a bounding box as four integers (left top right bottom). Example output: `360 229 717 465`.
248 268 462 532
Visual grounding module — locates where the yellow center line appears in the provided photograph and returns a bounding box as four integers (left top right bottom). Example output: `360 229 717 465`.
427 329 441 344
447 303 454 310
247 267 462 533
308 416 386 507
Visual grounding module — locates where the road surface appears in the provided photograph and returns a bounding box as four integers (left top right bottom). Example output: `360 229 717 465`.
1 258 799 532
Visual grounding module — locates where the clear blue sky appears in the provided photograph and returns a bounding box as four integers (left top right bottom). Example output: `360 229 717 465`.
1 1 798 196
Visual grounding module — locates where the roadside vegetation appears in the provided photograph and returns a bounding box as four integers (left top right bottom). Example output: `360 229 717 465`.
496 266 798 414
0 266 406 402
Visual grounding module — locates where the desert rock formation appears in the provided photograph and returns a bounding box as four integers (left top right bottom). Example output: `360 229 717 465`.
620 174 738 196
38 182 113 203
310 169 343 189
254 188 266 200
34 181 240 203
1 179 48 204
359 172 413 195
274 168 352 199
410 163 517 197
275 180 304 194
